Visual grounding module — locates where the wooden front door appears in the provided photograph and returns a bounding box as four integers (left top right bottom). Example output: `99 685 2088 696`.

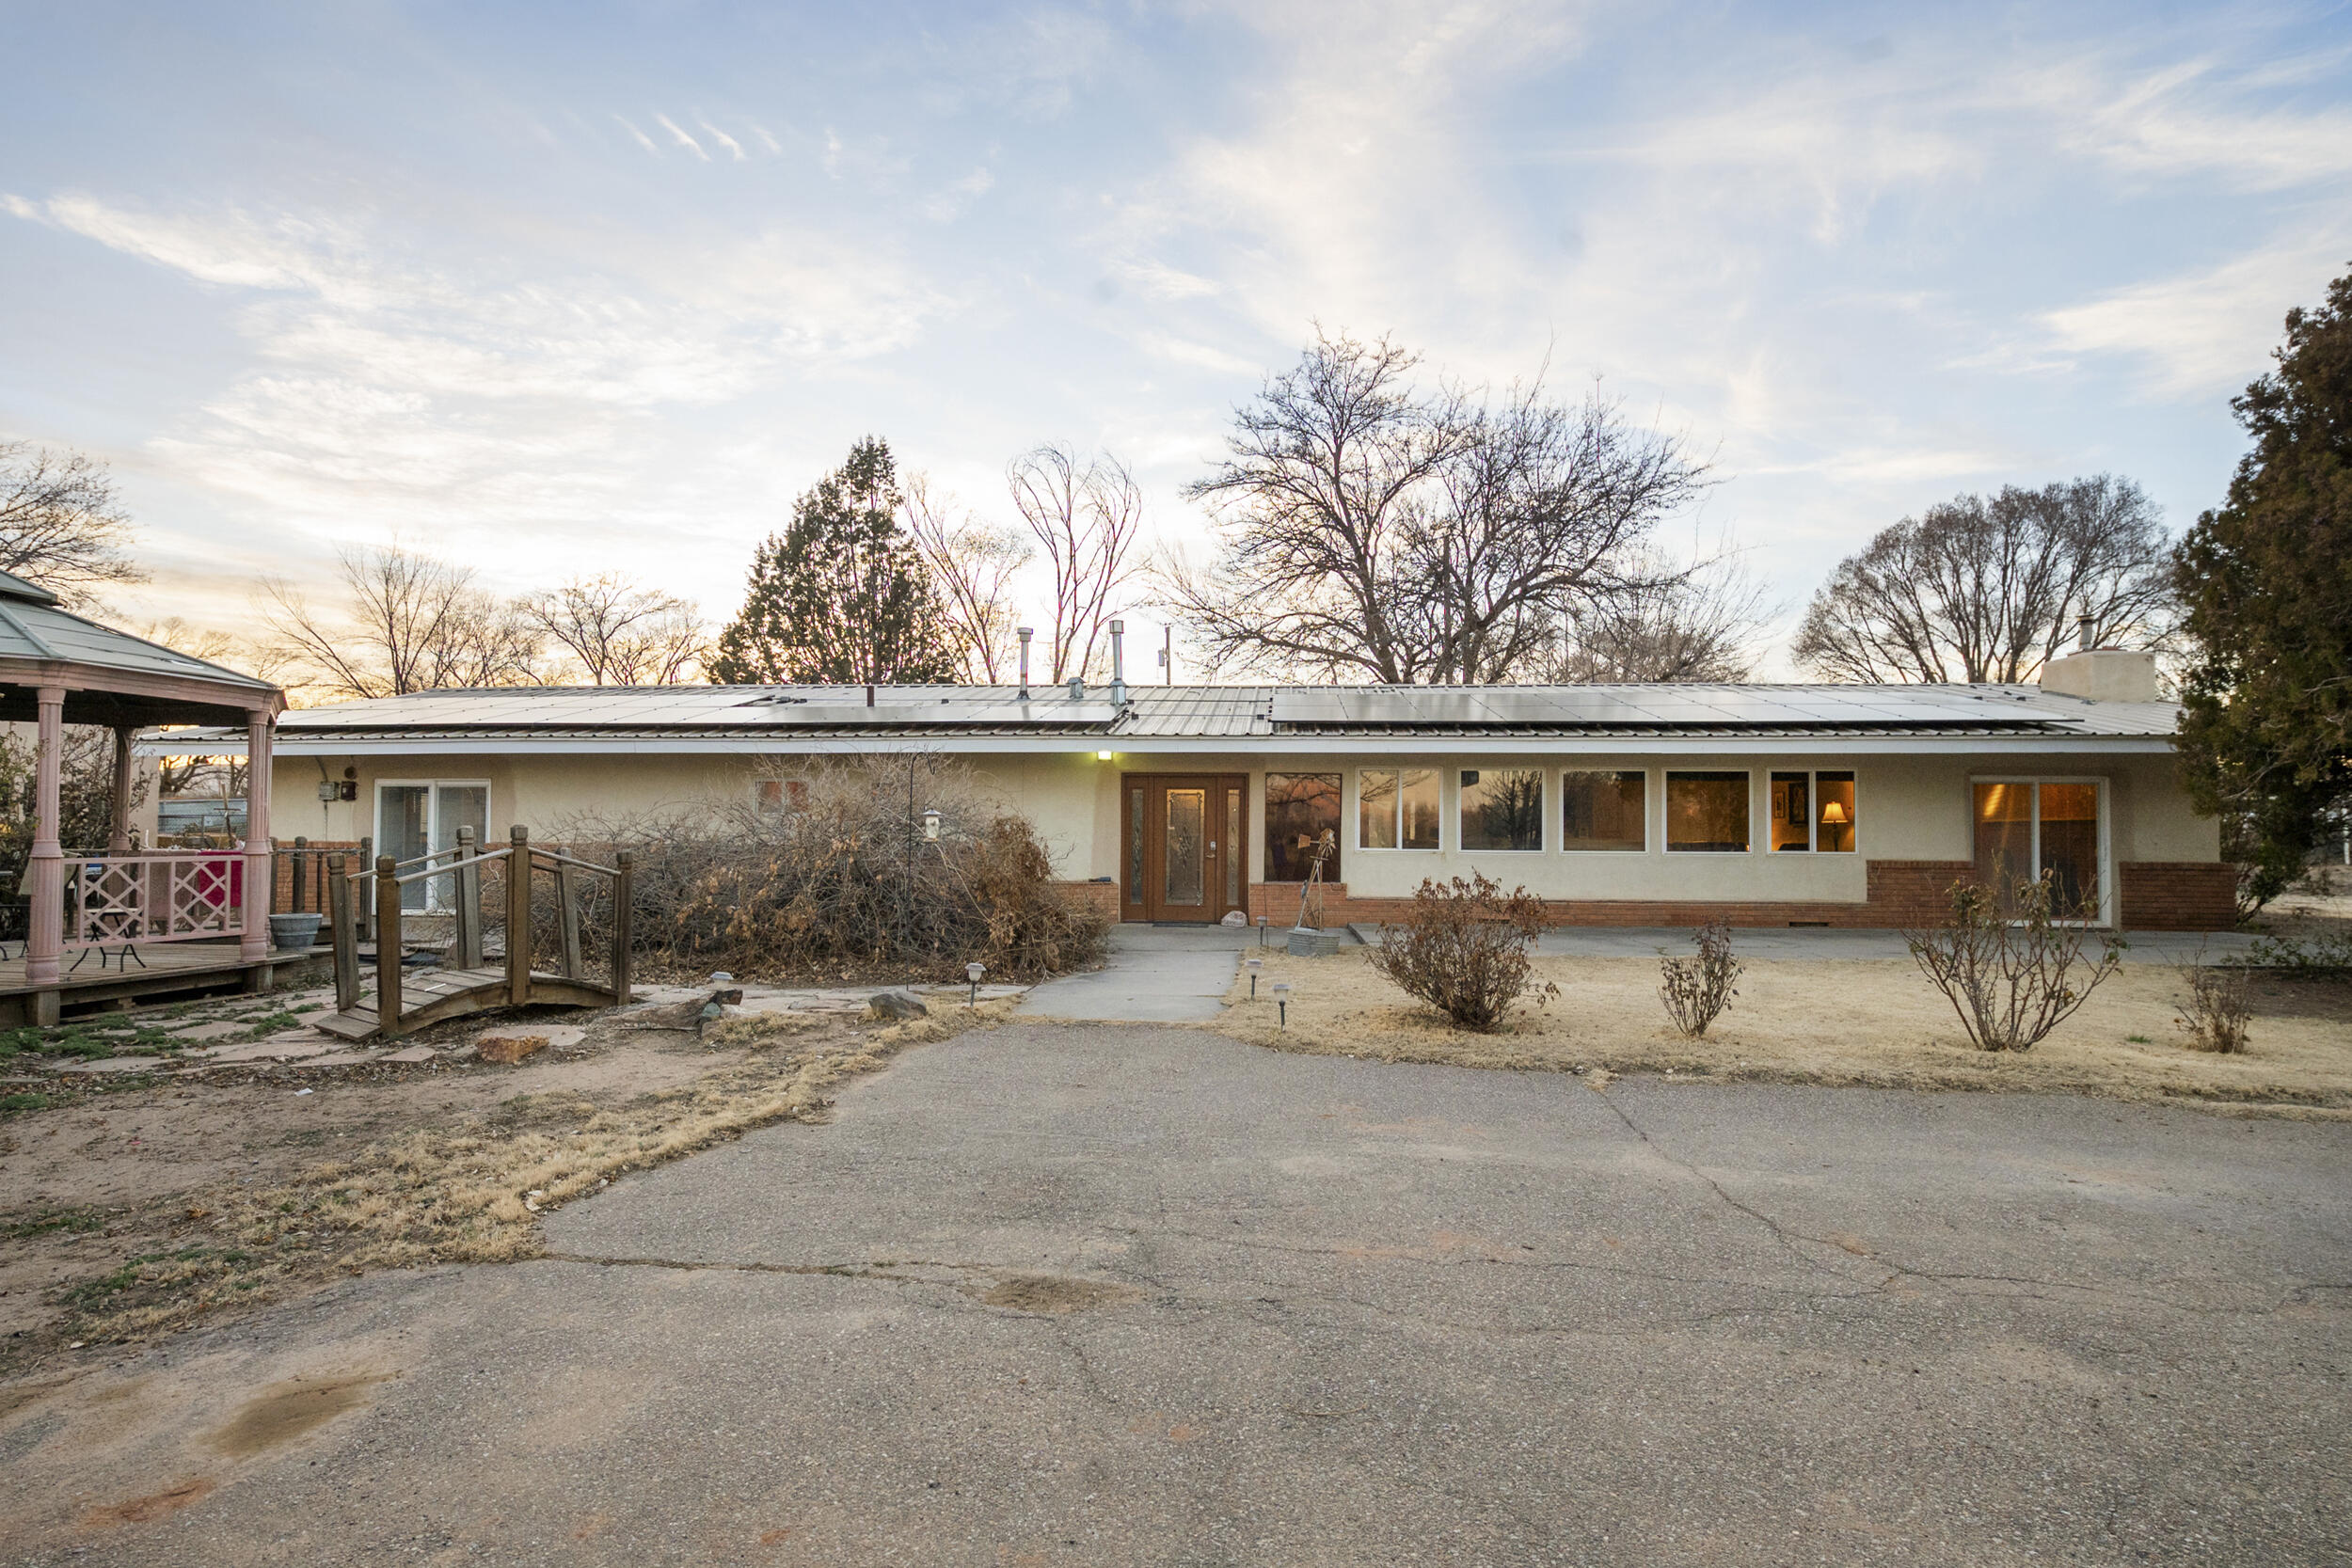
1120 774 1248 923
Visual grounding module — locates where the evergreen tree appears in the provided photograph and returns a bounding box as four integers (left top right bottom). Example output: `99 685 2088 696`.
709 437 961 685
2172 265 2352 913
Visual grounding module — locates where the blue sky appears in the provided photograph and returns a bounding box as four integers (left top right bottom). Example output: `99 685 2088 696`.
3 0 2347 675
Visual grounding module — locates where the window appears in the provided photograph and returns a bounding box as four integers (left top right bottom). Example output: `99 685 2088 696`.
1666 771 1749 853
1359 768 1439 850
1769 770 1855 853
1560 770 1645 851
374 780 490 912
1264 773 1343 881
1459 768 1543 851
1975 780 2105 919
754 779 809 813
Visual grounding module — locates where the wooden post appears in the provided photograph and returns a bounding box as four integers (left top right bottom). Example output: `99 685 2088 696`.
611 849 633 1005
556 860 581 980
329 856 358 1013
292 834 308 914
374 854 403 1037
505 825 532 1006
357 835 373 943
453 826 481 972
24 686 66 1023
239 707 275 967
108 724 135 854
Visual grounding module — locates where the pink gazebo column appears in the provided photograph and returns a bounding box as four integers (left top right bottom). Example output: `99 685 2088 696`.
239 707 276 968
24 686 66 1022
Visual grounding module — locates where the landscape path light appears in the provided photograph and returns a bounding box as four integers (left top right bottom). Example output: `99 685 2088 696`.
966 960 985 1006
1271 978 1291 1029
1245 955 1263 999
1257 914 1268 948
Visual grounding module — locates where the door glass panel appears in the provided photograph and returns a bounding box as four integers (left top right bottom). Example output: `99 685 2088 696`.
1164 789 1205 906
1265 773 1342 880
1226 788 1242 908
2039 783 2101 919
379 785 430 912
1127 787 1144 906
1815 772 1855 853
1973 783 2032 915
1770 772 1811 851
432 784 489 913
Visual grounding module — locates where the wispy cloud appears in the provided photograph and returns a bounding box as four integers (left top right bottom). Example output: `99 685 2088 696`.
654 114 708 160
612 115 659 155
697 118 746 160
921 166 994 223
749 122 783 155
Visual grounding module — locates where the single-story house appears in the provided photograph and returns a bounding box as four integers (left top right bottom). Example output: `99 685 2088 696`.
224 639 2234 931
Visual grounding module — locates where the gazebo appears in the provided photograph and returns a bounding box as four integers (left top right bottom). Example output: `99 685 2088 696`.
0 568 281 1025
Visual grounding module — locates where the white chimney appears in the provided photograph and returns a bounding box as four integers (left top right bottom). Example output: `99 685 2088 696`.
1016 626 1033 700
1108 620 1127 705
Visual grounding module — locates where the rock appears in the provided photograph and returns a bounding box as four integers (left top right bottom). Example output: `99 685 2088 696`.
1220 910 1248 927
474 1024 585 1064
866 989 930 1022
199 1038 337 1063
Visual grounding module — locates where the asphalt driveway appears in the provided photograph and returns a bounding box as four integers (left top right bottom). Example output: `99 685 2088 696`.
3 1022 2346 1565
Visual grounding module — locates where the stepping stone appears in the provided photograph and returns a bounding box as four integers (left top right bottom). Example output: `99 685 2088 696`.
45 1057 167 1074
379 1045 437 1065
169 1020 248 1041
199 1038 339 1063
294 1051 381 1068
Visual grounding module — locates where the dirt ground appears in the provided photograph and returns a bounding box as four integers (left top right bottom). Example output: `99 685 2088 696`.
1219 948 2352 1114
0 984 1013 1372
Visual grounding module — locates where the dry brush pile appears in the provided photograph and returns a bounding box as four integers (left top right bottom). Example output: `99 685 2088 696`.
549 754 1107 984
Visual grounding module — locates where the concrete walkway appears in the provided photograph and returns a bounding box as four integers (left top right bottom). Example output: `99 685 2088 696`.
1017 923 1256 1022
1526 925 2259 961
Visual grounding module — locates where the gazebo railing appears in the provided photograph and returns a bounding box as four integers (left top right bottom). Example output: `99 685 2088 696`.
60 850 247 948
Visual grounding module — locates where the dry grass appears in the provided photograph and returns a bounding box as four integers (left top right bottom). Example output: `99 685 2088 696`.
1217 950 2352 1116
42 999 1020 1347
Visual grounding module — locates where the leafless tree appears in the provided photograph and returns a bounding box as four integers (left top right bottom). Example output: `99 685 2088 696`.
0 442 145 609
517 575 706 685
1792 476 2175 684
1168 331 1708 683
135 616 294 686
904 477 1033 683
1549 549 1772 683
262 545 543 699
1009 445 1144 684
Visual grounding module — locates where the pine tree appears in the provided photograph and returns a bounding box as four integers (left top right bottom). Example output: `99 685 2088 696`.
709 437 961 685
2172 265 2352 913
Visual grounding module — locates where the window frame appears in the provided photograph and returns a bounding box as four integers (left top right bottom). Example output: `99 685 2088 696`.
1663 768 1755 855
1968 774 2113 926
1263 770 1344 883
1766 768 1859 855
1355 767 1442 852
1456 766 1546 852
373 777 494 914
1556 767 1651 854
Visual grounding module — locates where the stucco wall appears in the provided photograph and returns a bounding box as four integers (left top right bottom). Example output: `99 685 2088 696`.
271 742 2219 911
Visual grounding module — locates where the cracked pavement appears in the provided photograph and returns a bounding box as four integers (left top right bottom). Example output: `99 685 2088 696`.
3 1022 2347 1564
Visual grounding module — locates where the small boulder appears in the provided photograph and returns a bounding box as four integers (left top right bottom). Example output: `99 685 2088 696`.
866 989 930 1022
474 1024 585 1064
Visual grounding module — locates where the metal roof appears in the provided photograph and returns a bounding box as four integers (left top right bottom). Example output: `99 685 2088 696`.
0 567 281 726
194 680 2182 754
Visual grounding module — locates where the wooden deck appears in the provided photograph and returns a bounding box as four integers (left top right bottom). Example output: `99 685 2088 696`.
0 940 314 1024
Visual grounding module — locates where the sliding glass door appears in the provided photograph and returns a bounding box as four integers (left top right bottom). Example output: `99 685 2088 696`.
1972 780 2106 922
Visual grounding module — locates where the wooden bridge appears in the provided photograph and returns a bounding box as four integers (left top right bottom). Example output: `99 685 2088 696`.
317 827 634 1040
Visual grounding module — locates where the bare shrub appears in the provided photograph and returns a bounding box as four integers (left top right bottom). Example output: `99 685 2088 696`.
1904 874 2124 1052
2175 962 2252 1053
1659 921 1741 1037
546 755 1108 983
1369 875 1557 1032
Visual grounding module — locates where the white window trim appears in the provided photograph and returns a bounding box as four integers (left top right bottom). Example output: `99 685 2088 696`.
1766 768 1860 855
1968 775 2114 927
1557 767 1653 855
1663 768 1756 855
1354 767 1443 852
373 778 493 914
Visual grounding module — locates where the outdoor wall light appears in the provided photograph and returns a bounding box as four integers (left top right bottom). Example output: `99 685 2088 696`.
1096 750 1114 762
1245 955 1263 999
1271 978 1291 1029
965 960 985 1005
922 808 942 841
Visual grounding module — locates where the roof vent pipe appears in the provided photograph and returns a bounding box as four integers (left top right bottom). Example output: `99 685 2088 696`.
866 683 875 707
1016 626 1033 700
2075 613 2095 653
1067 675 1085 700
1108 619 1127 705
